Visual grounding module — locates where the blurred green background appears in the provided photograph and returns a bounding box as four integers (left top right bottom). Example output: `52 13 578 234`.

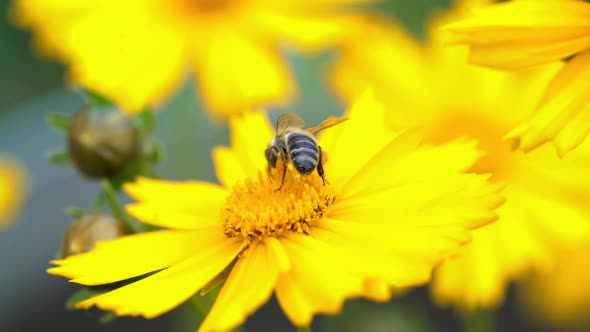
1 1 548 332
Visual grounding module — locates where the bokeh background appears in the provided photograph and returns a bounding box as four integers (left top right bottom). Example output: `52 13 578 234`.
0 0 556 331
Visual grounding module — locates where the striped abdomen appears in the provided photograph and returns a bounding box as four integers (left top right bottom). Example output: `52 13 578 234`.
287 132 319 175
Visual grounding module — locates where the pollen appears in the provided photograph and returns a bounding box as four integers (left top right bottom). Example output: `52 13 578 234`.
221 168 335 241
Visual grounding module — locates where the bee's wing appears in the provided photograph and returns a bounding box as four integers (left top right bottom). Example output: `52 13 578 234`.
307 116 349 135
276 112 305 136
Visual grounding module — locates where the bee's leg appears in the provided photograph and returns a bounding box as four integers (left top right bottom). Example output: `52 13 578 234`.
275 154 289 191
317 146 328 185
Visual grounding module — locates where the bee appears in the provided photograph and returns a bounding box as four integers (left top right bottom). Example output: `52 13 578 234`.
265 112 348 190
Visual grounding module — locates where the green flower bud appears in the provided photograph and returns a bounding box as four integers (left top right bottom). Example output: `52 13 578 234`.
67 106 139 178
62 214 128 258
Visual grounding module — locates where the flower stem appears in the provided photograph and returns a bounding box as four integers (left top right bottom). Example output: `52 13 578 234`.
298 327 311 332
464 310 495 332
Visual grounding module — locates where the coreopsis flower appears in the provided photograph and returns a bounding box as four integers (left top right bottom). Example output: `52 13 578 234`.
330 9 590 311
0 159 26 229
443 0 590 155
48 92 502 331
12 0 371 117
519 243 590 329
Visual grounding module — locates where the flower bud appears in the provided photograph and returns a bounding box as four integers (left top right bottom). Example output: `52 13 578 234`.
62 214 128 258
67 106 139 178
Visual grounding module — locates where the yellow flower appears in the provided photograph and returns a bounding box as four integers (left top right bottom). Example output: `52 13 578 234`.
330 9 590 311
519 243 590 329
12 0 371 117
0 159 26 229
443 0 590 155
48 92 501 331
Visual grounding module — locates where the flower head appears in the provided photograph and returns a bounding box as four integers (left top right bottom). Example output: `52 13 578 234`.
443 0 590 155
330 8 590 311
13 0 369 117
0 159 26 229
48 92 501 330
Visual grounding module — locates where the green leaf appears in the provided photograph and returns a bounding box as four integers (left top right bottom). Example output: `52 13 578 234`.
85 90 113 106
66 288 107 310
65 206 86 218
100 312 118 324
47 150 71 166
146 139 165 163
46 112 71 132
134 108 156 132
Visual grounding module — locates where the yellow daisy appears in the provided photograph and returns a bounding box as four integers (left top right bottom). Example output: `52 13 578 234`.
329 8 590 311
444 0 590 155
519 243 590 329
48 92 501 331
12 0 371 117
0 159 26 229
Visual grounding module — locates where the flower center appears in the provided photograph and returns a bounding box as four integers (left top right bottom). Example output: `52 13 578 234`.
222 169 335 241
423 111 515 181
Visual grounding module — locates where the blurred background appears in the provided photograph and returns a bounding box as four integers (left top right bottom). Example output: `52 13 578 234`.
0 0 560 331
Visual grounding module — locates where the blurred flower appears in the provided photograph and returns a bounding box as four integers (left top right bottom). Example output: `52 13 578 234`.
519 243 590 329
330 4 590 311
444 0 590 155
67 106 139 178
62 214 129 258
48 92 501 331
0 159 26 229
12 0 372 117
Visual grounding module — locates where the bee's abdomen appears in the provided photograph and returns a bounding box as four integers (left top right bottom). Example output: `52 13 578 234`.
287 133 319 175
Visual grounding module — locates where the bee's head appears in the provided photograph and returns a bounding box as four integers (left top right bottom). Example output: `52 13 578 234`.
265 145 278 168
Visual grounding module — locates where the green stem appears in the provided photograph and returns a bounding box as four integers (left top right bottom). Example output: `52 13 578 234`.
297 327 311 332
464 310 495 332
101 180 140 233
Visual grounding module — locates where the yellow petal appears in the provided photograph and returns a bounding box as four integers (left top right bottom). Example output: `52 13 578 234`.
230 111 274 178
318 89 395 186
253 10 364 53
340 133 485 198
199 241 281 332
48 228 223 285
275 233 364 327
445 0 590 69
125 204 219 230
212 147 248 188
0 159 26 229
332 172 502 230
193 30 295 117
313 218 469 288
65 5 185 112
75 236 242 318
507 50 590 155
124 177 228 222
432 185 590 311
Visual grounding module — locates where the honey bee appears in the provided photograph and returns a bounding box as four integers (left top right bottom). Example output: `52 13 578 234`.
265 112 348 190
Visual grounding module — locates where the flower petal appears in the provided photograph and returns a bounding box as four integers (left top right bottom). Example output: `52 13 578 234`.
0 159 26 228
506 50 590 155
75 235 242 318
125 204 219 230
445 0 590 69
340 132 485 198
124 177 228 225
275 234 365 327
199 241 281 332
48 228 223 285
65 5 185 112
253 10 364 53
192 30 295 117
213 111 274 186
317 89 395 186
